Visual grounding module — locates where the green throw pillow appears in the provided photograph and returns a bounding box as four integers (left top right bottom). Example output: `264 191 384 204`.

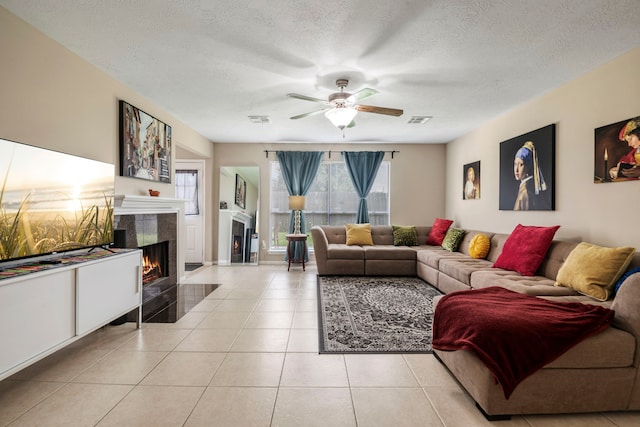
442 228 466 252
392 225 418 246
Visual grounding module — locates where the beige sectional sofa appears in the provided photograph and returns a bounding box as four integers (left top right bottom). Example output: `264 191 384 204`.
310 225 640 419
311 225 431 276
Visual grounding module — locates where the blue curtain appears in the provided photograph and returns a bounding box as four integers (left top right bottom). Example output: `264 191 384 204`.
276 151 324 261
342 151 385 223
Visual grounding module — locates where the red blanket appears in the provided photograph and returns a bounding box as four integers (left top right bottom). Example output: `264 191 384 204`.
432 286 614 399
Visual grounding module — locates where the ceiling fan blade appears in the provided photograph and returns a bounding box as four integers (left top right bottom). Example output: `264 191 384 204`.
289 108 330 120
346 88 379 103
356 104 404 117
287 93 331 105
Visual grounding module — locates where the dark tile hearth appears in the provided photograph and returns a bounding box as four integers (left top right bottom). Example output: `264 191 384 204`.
179 283 220 315
185 263 204 271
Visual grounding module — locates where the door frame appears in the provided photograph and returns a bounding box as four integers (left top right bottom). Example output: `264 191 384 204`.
176 159 205 265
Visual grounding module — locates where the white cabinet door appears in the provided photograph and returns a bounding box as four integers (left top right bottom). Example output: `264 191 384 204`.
76 251 142 335
0 270 75 377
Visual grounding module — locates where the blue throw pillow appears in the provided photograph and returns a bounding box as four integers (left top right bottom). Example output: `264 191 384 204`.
614 266 640 295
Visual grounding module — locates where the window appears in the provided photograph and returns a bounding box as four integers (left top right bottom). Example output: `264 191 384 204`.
269 161 390 250
175 169 199 215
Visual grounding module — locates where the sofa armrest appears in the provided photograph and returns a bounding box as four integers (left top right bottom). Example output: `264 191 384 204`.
310 226 329 268
611 273 640 345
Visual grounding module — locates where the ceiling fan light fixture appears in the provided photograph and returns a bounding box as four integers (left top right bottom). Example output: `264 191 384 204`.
324 107 358 130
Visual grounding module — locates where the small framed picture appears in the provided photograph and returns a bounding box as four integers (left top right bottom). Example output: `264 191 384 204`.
235 174 246 209
463 161 480 200
594 116 640 183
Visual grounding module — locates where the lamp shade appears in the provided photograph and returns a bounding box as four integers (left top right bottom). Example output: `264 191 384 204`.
288 195 306 210
325 107 358 130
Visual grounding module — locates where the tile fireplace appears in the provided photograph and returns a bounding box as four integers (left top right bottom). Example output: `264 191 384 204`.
114 213 178 322
113 194 186 323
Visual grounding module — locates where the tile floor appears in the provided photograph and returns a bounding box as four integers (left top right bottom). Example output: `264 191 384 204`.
1 264 639 426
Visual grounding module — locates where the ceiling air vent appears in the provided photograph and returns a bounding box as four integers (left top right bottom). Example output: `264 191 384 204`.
248 115 271 124
407 116 432 124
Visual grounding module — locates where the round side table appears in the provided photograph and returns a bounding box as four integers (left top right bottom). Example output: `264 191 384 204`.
285 233 307 271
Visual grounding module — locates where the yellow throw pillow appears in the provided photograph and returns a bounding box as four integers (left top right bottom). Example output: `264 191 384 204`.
468 233 490 259
555 242 636 301
345 223 374 246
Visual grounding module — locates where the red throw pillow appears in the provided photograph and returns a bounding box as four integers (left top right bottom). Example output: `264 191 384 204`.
493 224 560 276
426 218 454 245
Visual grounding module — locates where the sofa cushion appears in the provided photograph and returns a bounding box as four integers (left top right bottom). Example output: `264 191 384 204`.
555 243 636 301
471 270 578 297
457 230 496 255
442 228 466 252
536 240 579 281
493 224 560 276
417 247 465 269
364 245 417 261
468 233 491 259
370 226 394 245
392 225 419 246
486 233 509 262
415 226 431 246
426 218 453 245
345 223 373 246
438 257 494 286
321 226 348 244
326 244 365 260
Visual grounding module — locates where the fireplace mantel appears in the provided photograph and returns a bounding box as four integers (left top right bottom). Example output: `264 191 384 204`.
115 194 185 214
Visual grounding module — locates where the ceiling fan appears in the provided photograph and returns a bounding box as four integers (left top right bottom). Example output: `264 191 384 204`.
287 79 403 134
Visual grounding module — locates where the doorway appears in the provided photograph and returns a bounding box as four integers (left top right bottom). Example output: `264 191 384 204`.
176 160 205 266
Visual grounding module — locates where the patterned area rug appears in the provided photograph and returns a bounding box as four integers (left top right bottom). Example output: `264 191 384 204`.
317 276 442 354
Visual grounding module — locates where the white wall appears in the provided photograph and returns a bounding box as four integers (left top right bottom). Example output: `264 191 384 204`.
446 47 640 248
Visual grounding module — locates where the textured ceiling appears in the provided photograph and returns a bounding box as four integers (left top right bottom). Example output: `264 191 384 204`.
2 0 640 144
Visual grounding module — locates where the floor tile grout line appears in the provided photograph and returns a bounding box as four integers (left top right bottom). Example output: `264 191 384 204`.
0 380 66 426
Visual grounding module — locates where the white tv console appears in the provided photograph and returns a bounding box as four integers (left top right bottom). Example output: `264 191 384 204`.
0 248 142 381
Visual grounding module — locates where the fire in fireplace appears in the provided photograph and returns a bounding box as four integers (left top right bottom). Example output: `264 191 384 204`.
141 241 169 285
233 236 242 254
231 220 245 263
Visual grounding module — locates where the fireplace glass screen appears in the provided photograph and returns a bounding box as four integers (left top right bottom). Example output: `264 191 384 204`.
141 241 169 285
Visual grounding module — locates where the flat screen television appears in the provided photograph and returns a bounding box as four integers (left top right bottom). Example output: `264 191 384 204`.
0 137 115 263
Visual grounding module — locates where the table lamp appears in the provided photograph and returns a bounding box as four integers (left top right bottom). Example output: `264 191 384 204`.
288 195 306 235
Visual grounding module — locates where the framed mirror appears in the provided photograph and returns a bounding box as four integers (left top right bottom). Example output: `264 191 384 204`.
218 166 259 265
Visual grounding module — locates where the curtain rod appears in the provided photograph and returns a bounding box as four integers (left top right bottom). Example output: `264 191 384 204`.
264 150 399 159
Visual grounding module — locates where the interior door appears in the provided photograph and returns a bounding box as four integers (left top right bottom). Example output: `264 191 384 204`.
176 161 204 264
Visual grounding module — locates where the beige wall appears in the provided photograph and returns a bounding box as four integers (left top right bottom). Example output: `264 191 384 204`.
214 143 446 262
0 7 213 199
446 47 640 248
